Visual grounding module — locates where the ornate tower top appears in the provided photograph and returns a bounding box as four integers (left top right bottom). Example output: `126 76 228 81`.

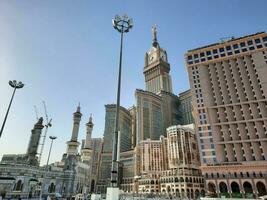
76 102 81 113
152 25 158 48
144 25 173 94
87 114 94 129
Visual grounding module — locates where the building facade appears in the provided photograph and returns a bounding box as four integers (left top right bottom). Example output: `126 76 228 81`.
178 89 194 125
134 125 204 198
185 32 267 198
88 138 103 193
96 104 132 193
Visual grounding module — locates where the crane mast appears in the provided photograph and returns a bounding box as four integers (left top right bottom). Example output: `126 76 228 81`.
37 101 52 165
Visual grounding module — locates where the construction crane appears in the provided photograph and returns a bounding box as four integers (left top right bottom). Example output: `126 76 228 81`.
34 105 39 122
37 101 52 165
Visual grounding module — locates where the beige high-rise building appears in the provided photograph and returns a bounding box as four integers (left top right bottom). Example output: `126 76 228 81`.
134 125 204 197
160 125 204 198
185 32 267 198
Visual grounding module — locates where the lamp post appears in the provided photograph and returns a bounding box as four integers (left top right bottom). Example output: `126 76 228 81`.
0 80 24 138
110 14 133 188
46 136 57 170
40 136 57 200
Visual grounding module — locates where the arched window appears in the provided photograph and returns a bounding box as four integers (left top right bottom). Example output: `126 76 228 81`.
256 181 267 196
15 180 23 191
231 182 240 194
208 182 217 197
48 182 56 193
243 182 253 197
219 182 228 193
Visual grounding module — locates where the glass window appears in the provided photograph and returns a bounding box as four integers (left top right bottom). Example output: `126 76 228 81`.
257 44 263 49
227 51 233 56
234 50 240 54
226 46 231 51
202 152 206 156
206 51 211 56
255 38 261 43
265 43 267 47
240 42 246 47
188 55 192 60
242 48 247 52
233 44 238 49
207 57 212 60
203 158 207 163
249 46 255 50
188 61 193 65
200 52 205 57
247 40 253 45
221 53 225 57
195 60 199 63
213 49 218 54
194 54 199 58
210 138 213 142
200 139 204 143
219 47 224 52
263 37 267 42
211 144 214 148
201 58 206 62
214 55 219 59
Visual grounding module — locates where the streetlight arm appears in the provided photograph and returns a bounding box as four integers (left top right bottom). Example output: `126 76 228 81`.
0 80 24 138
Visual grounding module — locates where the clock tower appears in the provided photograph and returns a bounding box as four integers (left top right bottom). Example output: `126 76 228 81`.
144 25 173 94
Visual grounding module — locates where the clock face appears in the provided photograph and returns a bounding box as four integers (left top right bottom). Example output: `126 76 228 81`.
149 56 154 64
160 51 166 61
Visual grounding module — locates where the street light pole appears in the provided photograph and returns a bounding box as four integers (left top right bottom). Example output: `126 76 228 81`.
46 136 57 170
110 14 133 188
40 136 57 200
0 80 24 138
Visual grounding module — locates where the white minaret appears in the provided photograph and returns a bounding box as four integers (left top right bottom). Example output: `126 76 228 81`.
66 104 82 155
84 114 93 148
81 114 93 164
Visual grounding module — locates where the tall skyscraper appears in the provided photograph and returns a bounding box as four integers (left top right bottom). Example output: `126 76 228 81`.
97 104 132 193
144 25 172 94
185 32 267 198
136 26 180 144
178 89 194 125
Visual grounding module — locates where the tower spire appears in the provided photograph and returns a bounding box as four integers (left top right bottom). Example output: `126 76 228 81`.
152 24 158 47
76 102 81 113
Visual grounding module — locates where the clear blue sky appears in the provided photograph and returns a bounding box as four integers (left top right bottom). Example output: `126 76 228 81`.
0 0 266 165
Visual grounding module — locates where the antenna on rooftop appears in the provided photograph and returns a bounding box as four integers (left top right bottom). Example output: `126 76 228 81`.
220 36 235 43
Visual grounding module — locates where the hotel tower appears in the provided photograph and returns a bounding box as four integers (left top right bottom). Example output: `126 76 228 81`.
185 32 267 198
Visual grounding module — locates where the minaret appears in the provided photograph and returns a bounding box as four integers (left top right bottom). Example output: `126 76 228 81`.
66 104 82 155
144 25 173 94
26 117 44 166
81 114 93 164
